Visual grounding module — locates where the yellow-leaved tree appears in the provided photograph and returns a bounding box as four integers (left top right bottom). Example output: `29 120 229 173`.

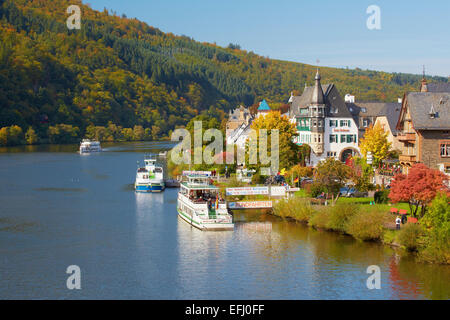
359 123 391 165
249 111 300 171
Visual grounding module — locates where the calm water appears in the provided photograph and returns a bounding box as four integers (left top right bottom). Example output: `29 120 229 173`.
0 142 448 300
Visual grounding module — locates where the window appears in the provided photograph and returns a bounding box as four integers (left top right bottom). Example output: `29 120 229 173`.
340 120 351 127
441 141 450 157
361 108 367 113
329 134 337 143
340 134 357 143
363 118 370 127
327 152 337 157
330 120 338 127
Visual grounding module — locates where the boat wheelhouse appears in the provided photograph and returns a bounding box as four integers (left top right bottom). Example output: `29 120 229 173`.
79 139 101 153
177 175 234 231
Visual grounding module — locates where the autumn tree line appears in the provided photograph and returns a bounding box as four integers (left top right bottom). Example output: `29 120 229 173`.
1 0 449 146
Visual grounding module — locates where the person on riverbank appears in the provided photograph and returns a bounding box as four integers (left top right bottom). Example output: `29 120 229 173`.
395 216 401 230
401 214 407 224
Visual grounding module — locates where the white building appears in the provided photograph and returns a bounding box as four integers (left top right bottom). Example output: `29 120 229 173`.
226 100 272 151
289 70 360 166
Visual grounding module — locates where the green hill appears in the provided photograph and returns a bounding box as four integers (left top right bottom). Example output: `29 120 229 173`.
0 0 448 145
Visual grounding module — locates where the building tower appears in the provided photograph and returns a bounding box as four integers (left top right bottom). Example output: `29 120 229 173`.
420 65 428 92
308 69 325 154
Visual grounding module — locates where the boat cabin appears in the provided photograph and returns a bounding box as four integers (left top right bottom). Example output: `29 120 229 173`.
180 175 225 205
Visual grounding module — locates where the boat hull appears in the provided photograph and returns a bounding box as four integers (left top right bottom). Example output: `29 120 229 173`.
177 208 234 231
149 183 165 193
135 183 165 193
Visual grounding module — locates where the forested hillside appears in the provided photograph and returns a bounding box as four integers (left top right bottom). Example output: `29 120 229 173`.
0 0 448 145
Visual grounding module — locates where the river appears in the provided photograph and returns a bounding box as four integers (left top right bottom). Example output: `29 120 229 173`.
0 142 448 299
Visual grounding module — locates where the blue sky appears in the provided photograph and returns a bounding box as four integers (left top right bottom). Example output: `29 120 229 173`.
87 0 450 77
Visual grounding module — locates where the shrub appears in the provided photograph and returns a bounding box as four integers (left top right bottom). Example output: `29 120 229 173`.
346 209 386 241
326 203 360 233
418 193 450 264
374 189 390 204
398 223 423 251
383 230 398 245
309 209 330 229
251 172 265 185
307 183 327 198
273 197 316 222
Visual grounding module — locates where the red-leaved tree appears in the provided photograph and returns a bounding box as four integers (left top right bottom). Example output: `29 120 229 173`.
389 163 449 217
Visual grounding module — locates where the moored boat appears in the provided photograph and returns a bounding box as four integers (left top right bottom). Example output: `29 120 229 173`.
177 174 234 231
134 156 165 193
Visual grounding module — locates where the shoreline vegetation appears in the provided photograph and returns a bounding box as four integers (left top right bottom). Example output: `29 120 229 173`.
0 124 172 147
271 195 450 265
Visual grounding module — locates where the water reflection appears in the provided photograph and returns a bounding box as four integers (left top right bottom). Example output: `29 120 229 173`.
0 142 448 299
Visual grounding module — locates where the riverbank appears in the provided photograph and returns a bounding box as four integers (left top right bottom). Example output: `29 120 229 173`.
272 196 450 265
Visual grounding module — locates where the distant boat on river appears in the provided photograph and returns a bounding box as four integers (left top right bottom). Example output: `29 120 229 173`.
79 139 101 153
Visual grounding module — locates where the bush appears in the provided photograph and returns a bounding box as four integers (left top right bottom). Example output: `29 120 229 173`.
346 209 386 241
273 197 316 222
307 183 328 198
374 189 390 204
398 223 423 251
309 209 330 229
326 203 360 233
418 193 450 264
251 172 265 185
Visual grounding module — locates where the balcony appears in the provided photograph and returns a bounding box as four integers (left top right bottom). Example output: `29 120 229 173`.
397 133 416 142
399 154 417 162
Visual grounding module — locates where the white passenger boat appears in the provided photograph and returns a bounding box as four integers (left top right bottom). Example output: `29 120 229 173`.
135 156 165 193
79 139 101 153
177 175 234 231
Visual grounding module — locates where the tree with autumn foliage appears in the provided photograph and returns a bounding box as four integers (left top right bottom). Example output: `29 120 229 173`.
359 123 391 166
389 163 449 218
314 158 351 204
287 164 314 187
250 111 300 171
347 156 375 192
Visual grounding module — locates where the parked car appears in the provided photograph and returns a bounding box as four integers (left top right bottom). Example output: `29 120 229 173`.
339 187 368 198
264 175 286 185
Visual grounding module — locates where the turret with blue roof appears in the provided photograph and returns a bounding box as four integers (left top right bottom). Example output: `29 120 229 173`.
258 99 271 111
257 99 271 117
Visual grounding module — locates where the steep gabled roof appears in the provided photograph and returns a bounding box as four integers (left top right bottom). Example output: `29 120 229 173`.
378 103 402 135
289 83 353 118
398 92 450 130
427 82 450 93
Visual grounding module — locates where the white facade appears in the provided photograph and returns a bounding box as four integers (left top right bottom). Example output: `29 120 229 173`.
293 116 359 166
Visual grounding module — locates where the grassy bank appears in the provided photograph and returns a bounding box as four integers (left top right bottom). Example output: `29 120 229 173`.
272 197 450 264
